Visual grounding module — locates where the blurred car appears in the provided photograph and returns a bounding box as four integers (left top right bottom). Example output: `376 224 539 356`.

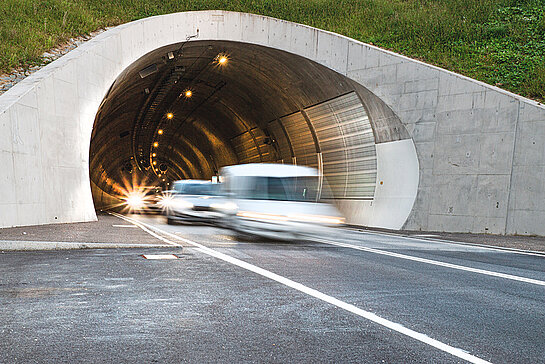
165 180 222 224
217 163 345 241
123 186 163 214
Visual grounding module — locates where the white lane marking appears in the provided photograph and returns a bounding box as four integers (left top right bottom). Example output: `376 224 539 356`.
110 212 490 364
111 216 180 247
417 238 545 258
142 254 178 260
348 229 545 258
112 224 138 228
315 238 545 287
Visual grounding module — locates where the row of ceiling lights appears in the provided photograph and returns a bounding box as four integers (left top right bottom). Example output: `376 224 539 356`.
149 54 229 182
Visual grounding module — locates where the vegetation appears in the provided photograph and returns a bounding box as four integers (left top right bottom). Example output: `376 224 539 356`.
0 0 544 101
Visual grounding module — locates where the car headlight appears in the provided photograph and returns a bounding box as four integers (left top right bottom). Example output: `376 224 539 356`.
125 194 144 208
158 195 174 208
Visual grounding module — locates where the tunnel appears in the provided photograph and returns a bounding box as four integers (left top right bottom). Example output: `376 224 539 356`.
2 11 543 233
89 40 415 226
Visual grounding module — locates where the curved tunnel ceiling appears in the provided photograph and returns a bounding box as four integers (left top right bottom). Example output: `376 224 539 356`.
90 40 408 200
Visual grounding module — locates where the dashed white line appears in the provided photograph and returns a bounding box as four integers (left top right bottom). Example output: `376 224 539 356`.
111 212 491 364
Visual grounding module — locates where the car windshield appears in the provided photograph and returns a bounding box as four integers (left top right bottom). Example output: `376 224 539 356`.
173 183 218 196
238 176 332 202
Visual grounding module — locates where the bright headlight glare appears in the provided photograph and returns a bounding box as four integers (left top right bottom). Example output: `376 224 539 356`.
125 194 144 208
158 196 174 208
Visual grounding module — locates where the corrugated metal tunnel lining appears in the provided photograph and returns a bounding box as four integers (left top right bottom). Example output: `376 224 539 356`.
90 40 408 205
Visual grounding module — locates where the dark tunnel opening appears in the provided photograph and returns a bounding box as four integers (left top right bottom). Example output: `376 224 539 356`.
89 40 409 209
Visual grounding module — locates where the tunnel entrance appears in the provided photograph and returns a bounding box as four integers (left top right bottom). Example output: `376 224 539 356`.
90 40 413 226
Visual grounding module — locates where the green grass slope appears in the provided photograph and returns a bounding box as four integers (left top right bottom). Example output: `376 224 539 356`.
0 0 544 101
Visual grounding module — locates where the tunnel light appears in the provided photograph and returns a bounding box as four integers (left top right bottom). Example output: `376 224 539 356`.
152 153 157 157
153 161 157 165
184 90 193 98
153 142 159 148
166 113 174 119
216 54 229 66
157 129 163 135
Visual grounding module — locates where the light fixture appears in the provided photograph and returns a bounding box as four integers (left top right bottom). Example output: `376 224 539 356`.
158 129 163 135
152 153 157 157
139 64 158 79
218 55 228 65
153 142 159 148
184 89 192 98
166 112 174 119
153 161 157 165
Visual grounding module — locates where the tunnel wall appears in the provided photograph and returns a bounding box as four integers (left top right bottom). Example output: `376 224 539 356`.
0 10 544 235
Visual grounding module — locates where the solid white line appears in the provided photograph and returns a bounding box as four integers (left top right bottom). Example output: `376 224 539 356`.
315 238 545 287
349 229 545 258
111 215 180 247
110 212 491 364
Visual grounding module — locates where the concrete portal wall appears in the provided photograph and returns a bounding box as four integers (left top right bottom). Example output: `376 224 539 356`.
354 53 545 235
0 10 544 234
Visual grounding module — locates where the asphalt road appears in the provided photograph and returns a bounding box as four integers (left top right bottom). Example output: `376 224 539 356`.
1 213 544 363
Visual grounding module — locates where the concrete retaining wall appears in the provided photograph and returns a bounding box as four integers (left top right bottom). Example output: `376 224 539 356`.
0 10 544 234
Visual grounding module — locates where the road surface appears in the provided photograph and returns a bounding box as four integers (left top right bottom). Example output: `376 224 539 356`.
1 213 543 363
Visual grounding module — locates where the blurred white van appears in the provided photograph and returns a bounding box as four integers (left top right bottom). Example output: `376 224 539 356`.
217 163 344 241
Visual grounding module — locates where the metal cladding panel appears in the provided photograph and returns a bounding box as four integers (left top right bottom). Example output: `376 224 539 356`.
231 128 276 164
305 92 377 199
280 112 319 169
267 120 292 163
232 132 261 164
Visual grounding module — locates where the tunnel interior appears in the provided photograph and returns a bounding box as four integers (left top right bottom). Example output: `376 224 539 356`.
90 40 408 208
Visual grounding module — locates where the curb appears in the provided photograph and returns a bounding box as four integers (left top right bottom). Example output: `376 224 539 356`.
0 240 174 251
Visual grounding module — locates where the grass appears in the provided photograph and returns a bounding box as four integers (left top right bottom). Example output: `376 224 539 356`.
0 0 544 101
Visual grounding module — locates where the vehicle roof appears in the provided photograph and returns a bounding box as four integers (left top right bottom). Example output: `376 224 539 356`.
220 163 319 177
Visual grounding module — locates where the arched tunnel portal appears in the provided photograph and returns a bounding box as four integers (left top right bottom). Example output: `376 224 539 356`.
90 40 419 228
2 11 544 234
